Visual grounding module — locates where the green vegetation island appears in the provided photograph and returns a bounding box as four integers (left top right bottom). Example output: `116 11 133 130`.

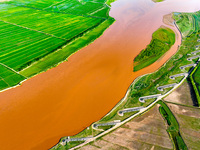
0 0 115 91
152 0 165 2
134 26 175 72
51 10 200 150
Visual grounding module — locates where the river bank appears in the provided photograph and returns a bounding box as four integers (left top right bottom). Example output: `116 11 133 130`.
54 9 200 150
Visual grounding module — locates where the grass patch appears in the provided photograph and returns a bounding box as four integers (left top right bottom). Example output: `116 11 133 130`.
158 101 187 150
0 63 26 90
106 0 116 6
152 0 165 2
177 114 200 131
191 63 200 106
51 126 102 150
134 27 175 72
51 141 84 150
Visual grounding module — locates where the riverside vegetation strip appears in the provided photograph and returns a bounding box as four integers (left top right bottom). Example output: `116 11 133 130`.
0 0 115 91
190 63 200 105
158 101 187 150
52 10 200 150
174 10 200 105
133 27 175 72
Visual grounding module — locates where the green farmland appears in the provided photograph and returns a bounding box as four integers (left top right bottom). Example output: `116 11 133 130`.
0 63 26 91
3 0 110 18
0 0 115 91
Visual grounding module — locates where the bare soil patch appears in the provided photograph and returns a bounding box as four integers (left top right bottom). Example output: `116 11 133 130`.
167 103 200 150
79 105 173 150
164 81 196 106
163 13 174 27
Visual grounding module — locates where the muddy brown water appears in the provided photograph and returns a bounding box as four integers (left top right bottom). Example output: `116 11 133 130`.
0 0 200 149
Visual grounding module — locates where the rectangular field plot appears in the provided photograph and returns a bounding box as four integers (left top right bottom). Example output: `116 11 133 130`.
45 0 107 17
3 0 64 10
0 64 26 90
0 20 66 71
3 0 109 18
0 4 104 40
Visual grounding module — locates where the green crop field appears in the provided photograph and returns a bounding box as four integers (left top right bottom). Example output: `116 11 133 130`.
0 0 115 91
3 0 110 18
0 63 26 91
133 27 175 72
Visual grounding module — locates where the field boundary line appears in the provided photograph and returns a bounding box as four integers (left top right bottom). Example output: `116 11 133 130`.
3 3 110 20
164 100 200 109
0 36 53 58
90 1 107 5
43 0 66 10
90 6 106 15
0 63 27 79
0 20 67 41
0 76 10 87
